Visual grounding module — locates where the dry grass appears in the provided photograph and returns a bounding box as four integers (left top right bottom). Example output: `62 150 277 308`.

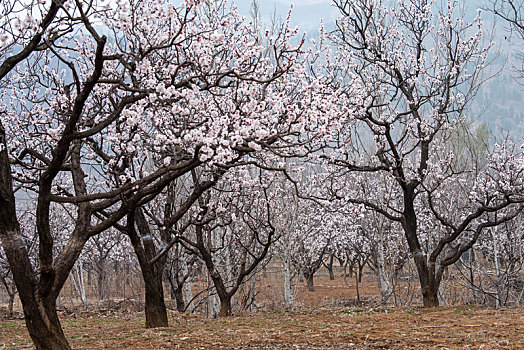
1 273 524 349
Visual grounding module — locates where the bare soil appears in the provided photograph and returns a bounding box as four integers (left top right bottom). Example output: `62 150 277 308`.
1 274 523 349
1 306 523 349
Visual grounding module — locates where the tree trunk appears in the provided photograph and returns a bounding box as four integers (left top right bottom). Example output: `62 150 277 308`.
492 229 503 307
218 296 232 317
0 125 71 349
357 261 364 283
249 279 257 312
165 251 185 312
173 284 185 312
209 270 233 317
401 186 440 308
422 287 439 307
127 211 168 328
24 297 71 350
133 251 168 327
355 268 360 303
97 259 106 301
468 247 478 303
208 288 220 318
23 288 68 348
347 259 355 278
326 254 335 280
70 264 88 312
181 257 195 313
7 293 14 318
376 232 392 304
1 276 17 319
304 271 315 292
143 276 169 327
283 255 294 310
411 249 440 308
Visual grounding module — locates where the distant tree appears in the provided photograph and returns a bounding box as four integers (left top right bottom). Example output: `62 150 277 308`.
491 0 524 78
177 166 277 317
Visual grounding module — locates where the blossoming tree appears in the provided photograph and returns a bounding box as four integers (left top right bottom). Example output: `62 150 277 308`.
0 0 324 347
322 0 524 307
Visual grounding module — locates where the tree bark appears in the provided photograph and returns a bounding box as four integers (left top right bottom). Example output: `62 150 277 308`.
401 186 440 307
0 275 17 319
97 258 106 301
181 257 195 313
1 122 71 349
173 283 185 312
7 293 14 318
357 260 364 283
25 297 71 350
218 295 232 317
376 233 392 304
304 271 315 292
283 254 294 310
326 254 335 280
127 211 168 328
143 275 169 327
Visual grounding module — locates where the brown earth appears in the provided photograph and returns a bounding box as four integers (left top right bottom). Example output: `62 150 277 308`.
1 306 523 349
1 273 523 349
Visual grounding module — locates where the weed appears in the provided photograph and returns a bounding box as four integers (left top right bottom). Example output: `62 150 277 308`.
0 323 17 329
341 308 364 315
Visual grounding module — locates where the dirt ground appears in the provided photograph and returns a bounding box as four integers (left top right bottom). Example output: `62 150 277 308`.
1 274 523 349
1 306 523 349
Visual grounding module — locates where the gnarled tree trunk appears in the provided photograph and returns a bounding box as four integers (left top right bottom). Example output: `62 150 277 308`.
1 123 71 349
402 186 440 307
127 210 168 328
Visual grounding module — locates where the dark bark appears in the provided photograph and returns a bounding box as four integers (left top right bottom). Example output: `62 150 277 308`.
357 260 364 283
347 259 355 278
168 264 188 313
166 257 186 313
173 285 185 312
7 293 14 318
218 295 232 317
355 269 360 303
97 259 106 300
0 215 71 348
1 122 72 349
401 186 440 307
304 271 315 292
165 262 186 312
0 34 106 348
0 274 16 318
325 254 335 280
127 211 168 328
27 297 71 350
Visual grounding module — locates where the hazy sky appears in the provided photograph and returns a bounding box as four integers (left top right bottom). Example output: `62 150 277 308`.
234 0 338 34
232 0 496 34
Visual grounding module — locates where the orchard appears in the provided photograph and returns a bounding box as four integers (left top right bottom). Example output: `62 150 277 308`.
1 0 524 349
